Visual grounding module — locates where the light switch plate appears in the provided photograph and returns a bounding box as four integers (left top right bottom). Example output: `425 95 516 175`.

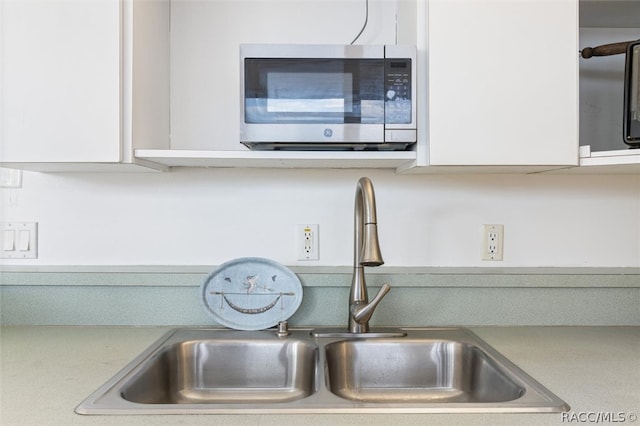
0 168 23 188
1 222 38 259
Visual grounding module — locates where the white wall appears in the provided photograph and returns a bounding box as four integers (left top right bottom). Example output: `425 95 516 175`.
170 0 400 151
1 169 638 267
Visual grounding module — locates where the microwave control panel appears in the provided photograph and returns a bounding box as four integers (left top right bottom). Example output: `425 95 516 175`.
384 59 412 124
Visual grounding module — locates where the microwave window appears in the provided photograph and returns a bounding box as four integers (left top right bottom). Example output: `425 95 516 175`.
244 58 385 124
266 72 353 114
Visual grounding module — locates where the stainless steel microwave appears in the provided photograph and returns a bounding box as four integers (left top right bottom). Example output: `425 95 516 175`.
240 44 416 151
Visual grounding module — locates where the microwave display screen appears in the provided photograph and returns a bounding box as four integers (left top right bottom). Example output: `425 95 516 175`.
244 58 411 125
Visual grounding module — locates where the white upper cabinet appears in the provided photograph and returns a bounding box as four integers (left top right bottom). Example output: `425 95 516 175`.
0 0 169 171
420 0 579 168
1 0 120 164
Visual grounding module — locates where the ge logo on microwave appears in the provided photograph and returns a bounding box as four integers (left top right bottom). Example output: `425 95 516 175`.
323 128 333 138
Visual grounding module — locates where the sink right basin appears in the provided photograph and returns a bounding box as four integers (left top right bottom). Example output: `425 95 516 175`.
326 339 525 403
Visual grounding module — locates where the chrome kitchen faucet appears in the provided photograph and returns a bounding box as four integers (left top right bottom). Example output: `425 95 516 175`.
312 177 404 338
348 177 391 333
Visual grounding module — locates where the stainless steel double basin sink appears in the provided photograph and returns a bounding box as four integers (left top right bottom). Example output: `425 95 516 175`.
76 327 569 414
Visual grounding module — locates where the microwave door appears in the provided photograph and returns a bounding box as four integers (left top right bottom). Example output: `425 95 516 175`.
243 58 385 125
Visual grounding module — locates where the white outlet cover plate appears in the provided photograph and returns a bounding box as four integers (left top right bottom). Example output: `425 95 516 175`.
482 224 504 261
297 224 319 261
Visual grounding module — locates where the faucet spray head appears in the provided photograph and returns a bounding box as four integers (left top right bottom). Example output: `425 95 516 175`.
360 223 384 267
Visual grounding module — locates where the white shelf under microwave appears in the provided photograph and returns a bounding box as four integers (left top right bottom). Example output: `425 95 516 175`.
134 149 417 169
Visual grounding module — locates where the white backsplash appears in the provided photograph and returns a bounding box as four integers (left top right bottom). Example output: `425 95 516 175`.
1 168 638 267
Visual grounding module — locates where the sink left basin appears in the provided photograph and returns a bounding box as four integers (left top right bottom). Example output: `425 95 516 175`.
76 329 319 414
122 339 317 404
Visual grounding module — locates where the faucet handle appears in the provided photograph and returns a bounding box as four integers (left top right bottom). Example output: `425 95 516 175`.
352 284 391 324
371 283 391 306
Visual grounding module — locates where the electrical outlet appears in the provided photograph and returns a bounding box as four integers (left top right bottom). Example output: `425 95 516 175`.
482 224 503 261
296 224 319 261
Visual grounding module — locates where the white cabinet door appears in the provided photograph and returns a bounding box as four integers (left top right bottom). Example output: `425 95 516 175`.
1 0 121 163
426 0 579 166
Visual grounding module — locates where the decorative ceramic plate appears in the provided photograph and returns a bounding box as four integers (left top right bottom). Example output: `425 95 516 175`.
201 257 303 330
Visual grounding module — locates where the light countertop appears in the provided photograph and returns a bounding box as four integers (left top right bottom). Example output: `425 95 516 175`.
1 326 638 426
